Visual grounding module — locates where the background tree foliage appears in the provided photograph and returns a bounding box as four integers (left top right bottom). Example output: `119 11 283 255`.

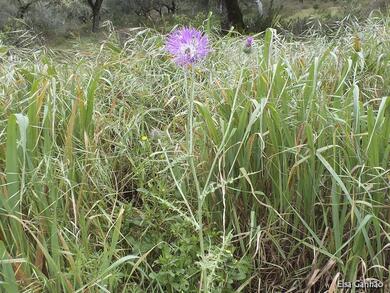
0 0 388 35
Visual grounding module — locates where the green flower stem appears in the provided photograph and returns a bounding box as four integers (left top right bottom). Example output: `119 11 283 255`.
185 68 206 292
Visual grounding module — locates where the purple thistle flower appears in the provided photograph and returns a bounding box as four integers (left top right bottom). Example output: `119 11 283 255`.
244 36 254 54
165 27 210 67
246 36 254 48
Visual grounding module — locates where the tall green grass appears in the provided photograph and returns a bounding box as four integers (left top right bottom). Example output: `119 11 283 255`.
195 20 390 291
0 14 389 292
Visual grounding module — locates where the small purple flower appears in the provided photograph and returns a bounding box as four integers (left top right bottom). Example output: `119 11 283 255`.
165 27 210 67
246 36 254 48
244 36 254 54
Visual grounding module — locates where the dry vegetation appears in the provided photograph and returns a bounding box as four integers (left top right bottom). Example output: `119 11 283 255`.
0 10 389 293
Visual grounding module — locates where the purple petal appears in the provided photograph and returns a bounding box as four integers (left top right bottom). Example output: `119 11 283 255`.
165 27 210 67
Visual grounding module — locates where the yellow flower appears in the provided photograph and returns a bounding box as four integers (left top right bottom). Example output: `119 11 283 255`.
141 135 148 141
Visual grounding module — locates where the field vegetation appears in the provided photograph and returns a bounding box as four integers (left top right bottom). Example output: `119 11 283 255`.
0 4 389 293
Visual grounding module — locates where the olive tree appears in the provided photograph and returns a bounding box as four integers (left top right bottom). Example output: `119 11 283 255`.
15 0 40 19
86 0 104 32
133 0 176 19
47 0 104 32
222 0 244 31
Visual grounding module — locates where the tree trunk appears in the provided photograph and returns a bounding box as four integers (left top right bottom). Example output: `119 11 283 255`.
16 1 35 20
255 0 263 16
87 0 104 33
200 0 209 10
92 10 100 33
223 0 245 31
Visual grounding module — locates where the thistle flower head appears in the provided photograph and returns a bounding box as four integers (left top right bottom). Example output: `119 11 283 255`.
246 36 254 48
243 36 254 54
165 27 210 67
